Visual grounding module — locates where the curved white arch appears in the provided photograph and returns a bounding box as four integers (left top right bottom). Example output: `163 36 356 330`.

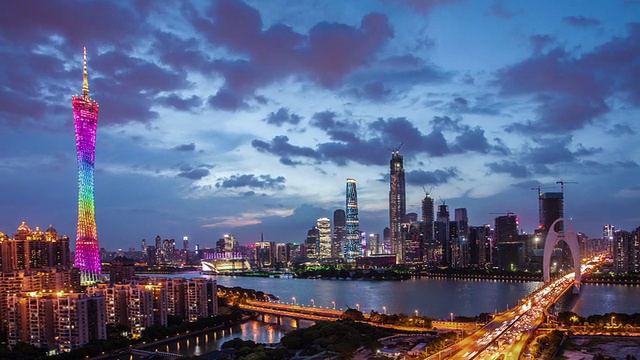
543 218 581 291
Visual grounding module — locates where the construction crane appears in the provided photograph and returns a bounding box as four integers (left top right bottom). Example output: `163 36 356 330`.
556 179 578 193
421 185 434 196
530 185 558 197
490 211 515 217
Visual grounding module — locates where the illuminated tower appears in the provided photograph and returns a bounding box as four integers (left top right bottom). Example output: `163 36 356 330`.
389 148 406 260
344 178 361 261
72 48 101 285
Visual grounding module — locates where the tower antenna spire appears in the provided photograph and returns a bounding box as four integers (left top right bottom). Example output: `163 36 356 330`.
82 47 89 97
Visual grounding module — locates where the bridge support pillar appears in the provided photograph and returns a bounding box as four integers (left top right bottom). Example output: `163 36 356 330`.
293 319 299 328
261 314 266 323
276 316 281 325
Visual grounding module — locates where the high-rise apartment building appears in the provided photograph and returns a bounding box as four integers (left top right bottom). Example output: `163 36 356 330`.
389 149 406 259
613 229 640 273
7 291 106 352
332 209 346 258
317 218 331 259
345 178 361 261
0 222 72 273
73 48 101 285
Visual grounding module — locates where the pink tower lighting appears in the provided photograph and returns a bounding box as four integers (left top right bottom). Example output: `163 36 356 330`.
72 47 101 285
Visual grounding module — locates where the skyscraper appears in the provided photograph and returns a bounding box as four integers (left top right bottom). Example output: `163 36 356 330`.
434 203 450 266
317 217 331 259
344 178 361 261
332 209 346 258
421 192 434 241
72 48 101 285
539 192 563 234
389 149 406 259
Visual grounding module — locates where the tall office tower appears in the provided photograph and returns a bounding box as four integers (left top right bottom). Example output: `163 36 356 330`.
317 218 331 259
539 192 563 234
305 227 319 258
422 193 434 240
453 208 469 267
434 203 450 265
72 48 101 285
332 210 346 258
494 214 518 243
389 149 406 259
183 236 189 251
383 227 391 253
369 233 380 254
345 178 361 261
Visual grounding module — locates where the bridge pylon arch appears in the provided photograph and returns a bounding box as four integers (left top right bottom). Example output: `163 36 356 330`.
543 218 581 293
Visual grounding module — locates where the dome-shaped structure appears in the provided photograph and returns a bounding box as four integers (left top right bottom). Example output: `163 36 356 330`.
17 221 31 234
46 224 57 235
33 226 44 236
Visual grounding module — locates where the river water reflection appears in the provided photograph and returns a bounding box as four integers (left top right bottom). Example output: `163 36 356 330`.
122 274 637 358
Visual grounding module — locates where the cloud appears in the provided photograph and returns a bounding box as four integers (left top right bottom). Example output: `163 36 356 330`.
157 94 202 112
264 108 303 126
443 96 502 115
606 123 636 136
519 136 602 172
254 115 504 166
215 174 286 190
487 0 516 19
405 168 459 185
177 168 210 180
497 24 640 133
186 0 394 106
563 16 601 28
386 0 460 14
486 160 530 178
173 143 196 152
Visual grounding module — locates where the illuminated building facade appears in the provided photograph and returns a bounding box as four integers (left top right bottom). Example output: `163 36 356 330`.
344 178 361 261
72 48 101 285
389 150 406 260
6 291 106 352
317 217 331 259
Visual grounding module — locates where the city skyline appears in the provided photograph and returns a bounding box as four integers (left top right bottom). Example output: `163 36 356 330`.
1 1 640 250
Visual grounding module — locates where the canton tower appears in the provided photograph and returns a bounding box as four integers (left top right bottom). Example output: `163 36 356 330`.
72 48 101 285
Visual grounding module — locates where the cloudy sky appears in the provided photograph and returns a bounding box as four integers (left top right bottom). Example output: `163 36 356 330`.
1 0 639 251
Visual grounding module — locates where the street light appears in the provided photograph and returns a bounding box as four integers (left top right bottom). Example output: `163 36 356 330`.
356 303 360 311
611 316 615 327
311 299 315 307
332 301 336 310
415 310 419 317
383 306 387 314
292 297 296 305
450 312 454 322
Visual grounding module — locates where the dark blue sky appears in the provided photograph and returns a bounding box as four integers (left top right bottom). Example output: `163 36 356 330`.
1 0 639 250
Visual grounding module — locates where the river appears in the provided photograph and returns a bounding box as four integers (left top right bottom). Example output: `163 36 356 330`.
119 274 639 358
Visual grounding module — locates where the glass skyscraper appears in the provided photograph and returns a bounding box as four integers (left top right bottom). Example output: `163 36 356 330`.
389 149 406 261
344 178 361 261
